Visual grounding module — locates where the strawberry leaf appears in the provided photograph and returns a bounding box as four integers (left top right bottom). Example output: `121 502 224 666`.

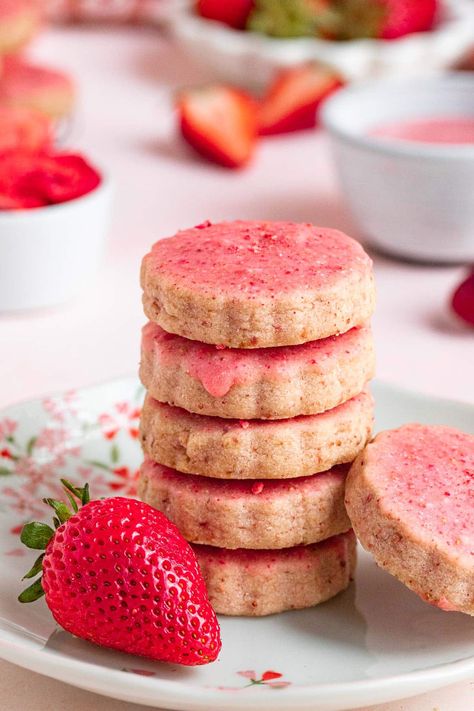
22 553 45 580
81 483 90 506
18 578 45 603
43 498 72 524
20 522 54 550
65 490 79 513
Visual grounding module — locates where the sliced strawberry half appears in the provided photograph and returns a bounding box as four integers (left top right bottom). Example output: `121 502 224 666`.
258 63 344 136
178 86 258 169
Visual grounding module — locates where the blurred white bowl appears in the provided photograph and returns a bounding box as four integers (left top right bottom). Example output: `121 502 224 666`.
0 175 113 311
321 73 474 263
164 0 474 87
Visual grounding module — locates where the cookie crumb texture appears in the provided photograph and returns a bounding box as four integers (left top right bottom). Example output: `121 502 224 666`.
138 458 351 549
193 531 356 616
140 322 375 419
346 424 474 615
141 221 375 348
140 390 374 479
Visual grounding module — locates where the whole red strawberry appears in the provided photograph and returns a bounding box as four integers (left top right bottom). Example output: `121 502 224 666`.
19 481 221 666
451 270 474 328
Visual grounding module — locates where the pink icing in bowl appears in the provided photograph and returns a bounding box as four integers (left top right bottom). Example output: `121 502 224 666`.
370 117 474 145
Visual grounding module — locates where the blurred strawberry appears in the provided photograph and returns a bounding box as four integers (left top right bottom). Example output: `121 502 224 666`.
374 0 438 39
178 86 258 169
258 63 343 135
196 0 254 29
451 270 474 328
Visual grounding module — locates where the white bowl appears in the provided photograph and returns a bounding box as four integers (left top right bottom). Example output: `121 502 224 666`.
321 73 474 263
0 176 113 311
164 0 474 87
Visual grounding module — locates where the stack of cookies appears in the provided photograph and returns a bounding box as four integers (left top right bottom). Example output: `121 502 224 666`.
138 220 376 616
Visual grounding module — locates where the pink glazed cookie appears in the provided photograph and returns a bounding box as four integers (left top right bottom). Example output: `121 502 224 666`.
140 390 374 479
138 458 351 549
141 221 375 348
0 57 75 119
0 0 41 55
193 531 356 616
346 424 474 615
140 322 375 419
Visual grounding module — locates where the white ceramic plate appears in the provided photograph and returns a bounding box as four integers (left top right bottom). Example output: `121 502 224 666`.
0 378 473 711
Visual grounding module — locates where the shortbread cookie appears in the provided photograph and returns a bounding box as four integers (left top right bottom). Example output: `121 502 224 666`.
138 458 350 549
140 322 375 419
140 390 374 479
0 57 75 120
141 221 375 348
346 424 474 616
0 1 40 55
193 531 356 616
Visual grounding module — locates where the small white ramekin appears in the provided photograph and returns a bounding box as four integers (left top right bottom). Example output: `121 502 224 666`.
321 73 474 263
0 175 113 311
164 0 474 87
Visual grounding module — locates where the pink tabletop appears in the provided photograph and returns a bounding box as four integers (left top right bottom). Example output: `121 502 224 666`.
0 24 473 711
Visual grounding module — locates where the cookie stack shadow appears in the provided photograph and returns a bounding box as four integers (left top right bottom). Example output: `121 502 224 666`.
137 221 376 616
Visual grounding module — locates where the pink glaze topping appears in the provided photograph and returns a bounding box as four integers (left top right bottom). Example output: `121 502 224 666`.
372 424 474 559
147 391 372 433
0 57 74 100
371 117 474 145
142 457 347 500
142 321 371 398
193 531 355 565
144 221 372 298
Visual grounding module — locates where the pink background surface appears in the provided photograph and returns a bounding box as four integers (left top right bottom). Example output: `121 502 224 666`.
0 24 473 710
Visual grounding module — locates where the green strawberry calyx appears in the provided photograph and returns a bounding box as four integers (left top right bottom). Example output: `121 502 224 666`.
18 480 90 604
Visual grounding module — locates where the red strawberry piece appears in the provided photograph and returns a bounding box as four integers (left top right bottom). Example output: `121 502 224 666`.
196 0 254 29
376 0 438 40
0 152 101 210
23 154 102 204
0 193 46 209
0 106 52 155
258 63 343 135
18 480 221 666
451 270 474 328
178 86 258 169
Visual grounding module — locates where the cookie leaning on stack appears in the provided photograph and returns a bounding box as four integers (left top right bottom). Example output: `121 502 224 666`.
138 220 376 616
